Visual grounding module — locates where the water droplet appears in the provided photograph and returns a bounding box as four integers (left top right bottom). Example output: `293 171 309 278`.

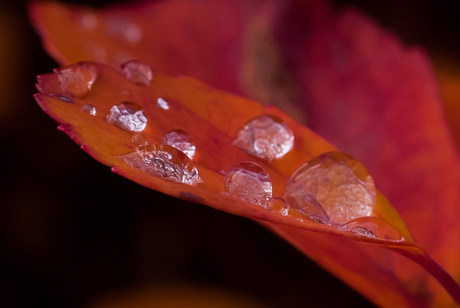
286 151 376 225
107 102 147 132
284 188 330 224
119 144 202 186
106 18 142 44
266 197 289 216
157 98 169 110
233 114 294 161
121 60 153 85
162 129 196 160
49 94 73 103
82 104 96 116
55 63 97 98
80 12 98 30
336 217 404 241
223 162 272 207
132 134 148 147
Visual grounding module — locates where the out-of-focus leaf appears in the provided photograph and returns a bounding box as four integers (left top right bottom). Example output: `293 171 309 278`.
34 62 460 307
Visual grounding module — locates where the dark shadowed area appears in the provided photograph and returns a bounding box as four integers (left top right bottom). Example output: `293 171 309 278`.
0 0 459 307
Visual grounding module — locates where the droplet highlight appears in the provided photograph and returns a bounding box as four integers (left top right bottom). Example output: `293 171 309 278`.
107 102 147 132
284 188 330 224
80 12 98 30
223 162 272 207
119 144 201 186
121 60 153 85
336 217 404 241
55 63 97 98
162 129 196 160
106 18 142 44
233 114 294 161
82 104 96 116
157 98 169 110
286 151 376 225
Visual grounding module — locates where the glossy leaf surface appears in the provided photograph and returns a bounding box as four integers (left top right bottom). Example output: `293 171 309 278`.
35 62 460 307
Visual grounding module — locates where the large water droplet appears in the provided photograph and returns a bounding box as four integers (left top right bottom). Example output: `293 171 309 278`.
266 197 289 216
336 217 404 241
286 151 376 225
107 102 147 132
82 104 96 116
55 63 97 98
121 60 153 85
119 144 201 186
284 188 330 224
157 98 169 110
233 114 294 161
223 162 272 206
162 130 196 160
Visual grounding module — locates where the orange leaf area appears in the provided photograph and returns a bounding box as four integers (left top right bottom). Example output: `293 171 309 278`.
35 62 460 307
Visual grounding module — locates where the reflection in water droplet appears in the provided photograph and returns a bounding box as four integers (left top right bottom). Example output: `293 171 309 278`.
157 98 169 110
233 114 294 161
56 63 97 98
106 18 142 44
266 197 289 216
287 151 376 225
119 144 201 186
284 187 330 224
121 60 152 85
82 104 96 116
107 102 147 132
223 162 272 207
80 12 98 30
132 134 148 147
162 129 196 160
336 217 404 241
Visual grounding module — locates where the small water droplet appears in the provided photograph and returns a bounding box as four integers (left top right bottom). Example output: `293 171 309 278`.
132 134 148 146
233 114 294 161
336 217 404 241
55 63 97 98
107 102 147 132
286 151 376 225
266 197 289 216
157 98 169 110
284 188 330 224
119 144 202 186
50 94 73 103
80 12 98 30
223 162 272 207
106 18 142 44
121 60 153 85
82 104 96 116
162 129 196 160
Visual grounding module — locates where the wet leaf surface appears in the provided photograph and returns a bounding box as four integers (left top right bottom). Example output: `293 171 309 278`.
35 62 460 307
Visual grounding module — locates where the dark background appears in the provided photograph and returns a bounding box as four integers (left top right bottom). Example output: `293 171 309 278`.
1 0 459 307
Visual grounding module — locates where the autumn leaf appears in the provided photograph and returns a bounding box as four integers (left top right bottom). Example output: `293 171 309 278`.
30 0 460 307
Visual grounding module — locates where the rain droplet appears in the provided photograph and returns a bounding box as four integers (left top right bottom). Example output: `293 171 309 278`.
336 217 404 241
266 197 289 216
132 134 148 147
82 104 96 116
233 114 294 161
107 102 147 132
106 18 142 44
162 129 196 160
80 12 98 30
223 162 272 207
55 63 97 98
119 144 202 186
284 187 330 224
157 98 169 110
121 60 153 85
286 151 376 225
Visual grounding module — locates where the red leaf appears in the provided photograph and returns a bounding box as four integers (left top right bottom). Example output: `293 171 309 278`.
34 62 460 307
